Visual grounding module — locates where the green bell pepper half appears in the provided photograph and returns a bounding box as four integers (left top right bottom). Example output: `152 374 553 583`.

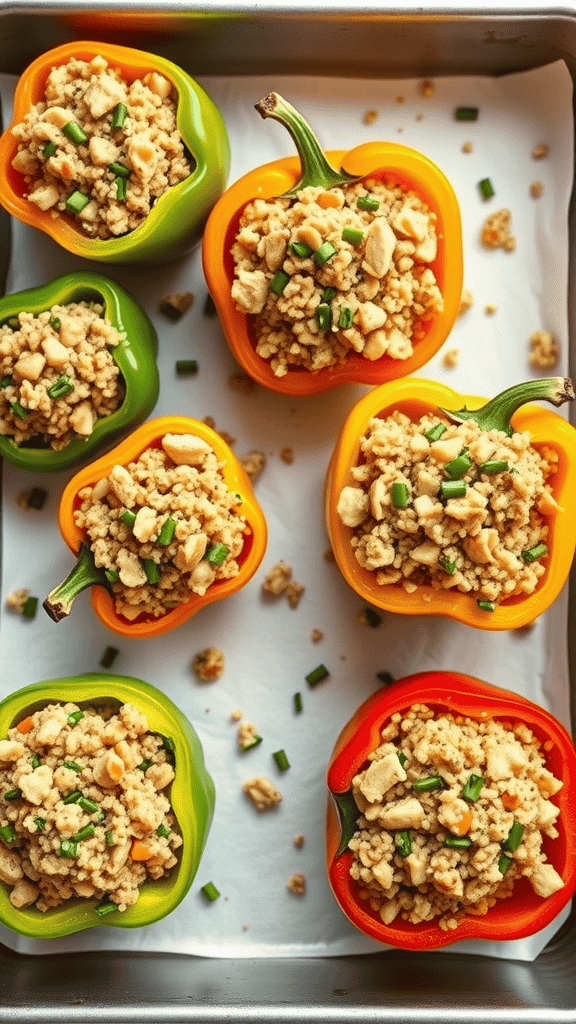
0 673 215 939
0 272 159 472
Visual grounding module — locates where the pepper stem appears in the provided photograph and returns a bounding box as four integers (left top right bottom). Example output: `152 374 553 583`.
440 377 575 436
255 92 360 198
331 789 360 857
43 543 111 623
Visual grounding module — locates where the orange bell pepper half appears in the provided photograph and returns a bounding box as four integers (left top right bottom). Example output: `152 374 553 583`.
326 671 576 950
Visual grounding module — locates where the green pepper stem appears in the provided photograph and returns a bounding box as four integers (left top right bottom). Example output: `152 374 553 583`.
43 543 112 623
254 92 360 198
440 377 575 436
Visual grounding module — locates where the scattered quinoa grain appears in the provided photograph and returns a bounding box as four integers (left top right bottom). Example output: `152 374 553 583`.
287 873 306 896
286 582 305 608
192 647 225 682
230 709 243 722
243 776 282 811
532 144 549 159
5 588 29 614
462 141 474 154
159 292 194 321
419 80 435 97
481 208 516 252
239 449 266 483
442 347 459 369
293 833 306 849
280 447 294 465
529 331 559 370
484 303 498 316
530 182 543 199
262 561 292 597
311 629 324 643
363 109 378 125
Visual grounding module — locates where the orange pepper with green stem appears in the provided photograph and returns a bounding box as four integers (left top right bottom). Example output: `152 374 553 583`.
202 92 462 396
43 416 267 639
325 375 576 630
326 671 576 950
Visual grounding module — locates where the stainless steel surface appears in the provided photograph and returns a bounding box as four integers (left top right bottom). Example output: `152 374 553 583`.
0 5 575 1022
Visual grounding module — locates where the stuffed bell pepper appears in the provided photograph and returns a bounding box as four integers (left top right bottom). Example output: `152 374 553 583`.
0 272 159 471
0 41 230 265
43 416 268 638
203 92 462 395
327 671 576 949
325 375 576 630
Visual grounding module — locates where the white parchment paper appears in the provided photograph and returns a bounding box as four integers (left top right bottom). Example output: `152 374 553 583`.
0 61 573 960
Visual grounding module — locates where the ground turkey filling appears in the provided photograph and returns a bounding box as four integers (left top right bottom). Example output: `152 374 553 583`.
230 181 443 376
337 411 559 605
0 701 181 912
348 703 565 931
11 55 192 239
0 302 122 449
75 433 247 621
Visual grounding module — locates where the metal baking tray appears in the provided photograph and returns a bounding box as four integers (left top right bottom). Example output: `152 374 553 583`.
1 3 576 1021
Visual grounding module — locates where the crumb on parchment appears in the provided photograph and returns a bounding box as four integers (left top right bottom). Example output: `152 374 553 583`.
462 141 473 154
293 833 305 849
192 647 225 682
419 80 435 97
529 331 559 370
480 208 516 252
237 721 259 749
458 287 474 317
532 144 549 159
484 303 498 316
280 447 294 465
530 182 543 199
363 109 378 125
287 873 306 896
442 347 459 369
239 450 266 483
243 776 282 811
311 629 324 643
230 709 243 722
262 562 305 607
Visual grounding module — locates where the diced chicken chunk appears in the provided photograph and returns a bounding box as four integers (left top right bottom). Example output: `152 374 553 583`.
378 798 425 830
406 853 427 886
356 302 387 334
116 548 147 587
88 135 119 167
392 204 430 242
128 131 158 182
354 752 407 803
68 401 94 436
42 336 69 369
11 149 38 175
19 765 54 806
161 434 213 466
0 848 23 885
28 184 60 211
93 749 125 788
36 708 67 746
530 862 565 899
410 540 441 566
10 878 39 909
429 436 463 464
362 219 396 278
109 464 139 506
0 740 25 762
174 532 208 572
337 486 370 527
13 351 46 383
486 743 527 781
132 507 158 543
84 74 127 118
143 72 172 99
463 528 499 564
372 858 394 890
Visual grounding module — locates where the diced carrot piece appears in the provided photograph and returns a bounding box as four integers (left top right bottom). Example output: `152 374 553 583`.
130 839 153 861
501 791 520 811
17 717 34 735
106 752 124 784
317 192 340 210
537 776 556 798
452 808 473 836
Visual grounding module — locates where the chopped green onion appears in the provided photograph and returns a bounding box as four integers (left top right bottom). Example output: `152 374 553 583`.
7 317 20 328
160 734 176 756
510 467 520 475
111 102 128 129
21 596 38 619
480 459 509 475
156 823 170 839
49 315 61 331
65 190 90 214
439 480 467 500
444 835 472 849
0 825 17 845
498 853 513 875
270 270 290 295
121 509 137 528
26 487 48 510
201 881 220 902
63 121 88 145
337 307 354 329
143 559 161 584
59 838 78 859
0 375 12 388
109 161 131 178
376 671 395 686
73 824 95 842
306 664 329 687
175 360 198 376
10 400 28 420
62 790 81 805
455 106 479 121
413 775 445 793
42 141 57 159
439 555 457 576
322 287 336 303
95 808 105 824
241 736 263 752
138 760 152 773
392 482 410 509
444 452 473 480
4 788 22 801
294 692 303 713
47 375 74 400
362 607 382 628
503 821 525 852
477 600 495 612
67 710 84 726
290 241 313 258
522 544 548 564
62 761 83 774
78 796 100 815
99 645 119 669
395 830 412 857
314 241 338 266
273 749 290 771
397 751 407 768
425 423 447 443
105 829 115 846
461 773 484 802
342 227 364 246
30 753 42 769
34 816 46 832
115 176 127 201
95 901 117 917
157 517 177 546
478 178 495 200
205 542 229 565
357 195 380 211
105 569 120 583
316 304 332 332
